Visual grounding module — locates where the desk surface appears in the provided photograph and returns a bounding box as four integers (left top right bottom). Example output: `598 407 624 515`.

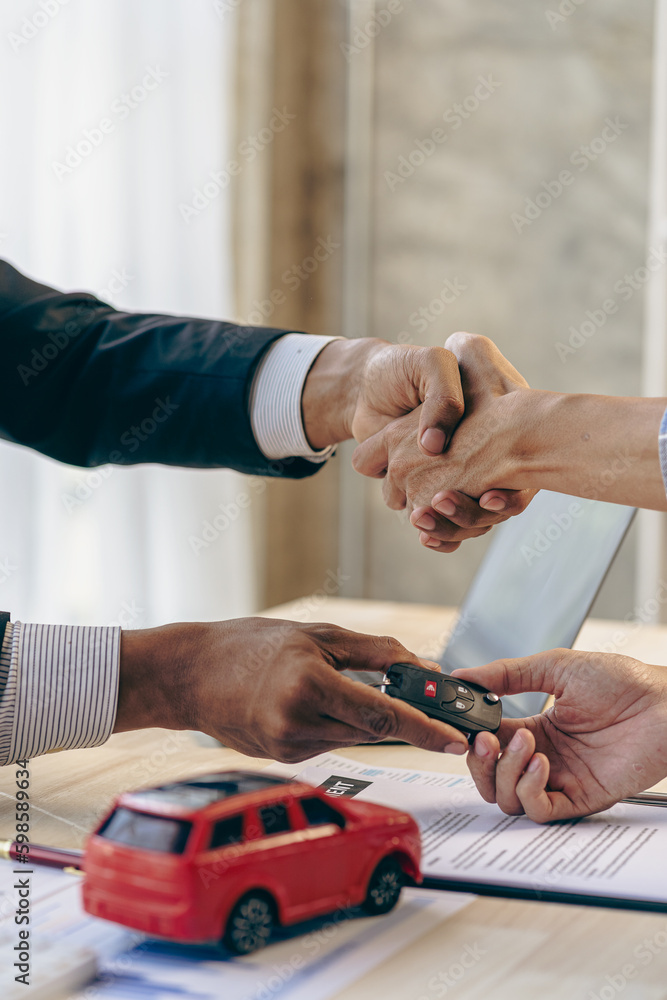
2 598 667 999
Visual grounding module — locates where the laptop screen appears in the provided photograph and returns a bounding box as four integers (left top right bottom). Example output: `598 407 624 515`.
440 491 636 718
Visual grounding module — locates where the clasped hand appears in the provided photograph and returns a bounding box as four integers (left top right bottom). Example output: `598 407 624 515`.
457 649 667 821
352 333 536 551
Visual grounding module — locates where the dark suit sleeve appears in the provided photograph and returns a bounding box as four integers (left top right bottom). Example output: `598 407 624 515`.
0 260 322 477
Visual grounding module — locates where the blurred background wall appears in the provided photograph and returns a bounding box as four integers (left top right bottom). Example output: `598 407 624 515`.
248 0 656 622
0 0 660 631
0 1 256 627
360 0 654 619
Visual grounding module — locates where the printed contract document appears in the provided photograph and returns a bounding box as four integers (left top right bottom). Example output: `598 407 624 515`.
269 754 667 911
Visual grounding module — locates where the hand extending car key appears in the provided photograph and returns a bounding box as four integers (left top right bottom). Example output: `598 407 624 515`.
381 662 502 742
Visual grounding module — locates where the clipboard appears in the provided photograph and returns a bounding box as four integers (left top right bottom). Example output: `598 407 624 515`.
420 878 667 914
421 792 667 914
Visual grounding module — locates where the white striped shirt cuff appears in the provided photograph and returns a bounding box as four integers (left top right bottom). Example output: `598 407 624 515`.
0 622 120 766
249 333 341 462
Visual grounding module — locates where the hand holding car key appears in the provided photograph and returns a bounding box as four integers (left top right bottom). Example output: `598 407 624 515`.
381 662 502 742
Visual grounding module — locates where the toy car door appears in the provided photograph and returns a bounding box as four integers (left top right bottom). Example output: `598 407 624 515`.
289 796 354 906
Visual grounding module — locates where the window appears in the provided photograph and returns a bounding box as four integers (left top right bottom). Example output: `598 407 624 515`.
301 797 346 829
98 808 192 854
209 814 244 850
258 802 291 836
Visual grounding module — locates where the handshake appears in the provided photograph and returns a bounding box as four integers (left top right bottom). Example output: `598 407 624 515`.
304 331 537 549
316 330 665 532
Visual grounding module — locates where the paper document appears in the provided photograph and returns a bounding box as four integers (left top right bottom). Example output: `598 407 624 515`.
1 859 471 999
1 861 131 998
268 754 667 910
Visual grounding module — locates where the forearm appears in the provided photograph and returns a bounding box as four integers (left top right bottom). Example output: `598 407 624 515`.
115 625 197 734
516 391 667 510
0 259 320 477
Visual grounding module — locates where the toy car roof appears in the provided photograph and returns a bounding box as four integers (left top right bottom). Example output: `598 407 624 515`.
124 771 296 812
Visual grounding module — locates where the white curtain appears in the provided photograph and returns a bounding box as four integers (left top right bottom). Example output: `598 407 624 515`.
0 0 257 627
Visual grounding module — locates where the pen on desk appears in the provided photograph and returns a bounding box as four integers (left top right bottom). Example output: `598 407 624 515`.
0 838 84 872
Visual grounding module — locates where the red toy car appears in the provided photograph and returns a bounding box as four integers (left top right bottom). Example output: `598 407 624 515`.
83 770 422 954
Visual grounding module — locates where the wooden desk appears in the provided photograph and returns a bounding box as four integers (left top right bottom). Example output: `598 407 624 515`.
2 598 667 999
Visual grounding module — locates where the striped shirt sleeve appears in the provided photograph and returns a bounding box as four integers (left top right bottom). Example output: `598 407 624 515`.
660 406 667 496
0 622 120 766
249 333 341 462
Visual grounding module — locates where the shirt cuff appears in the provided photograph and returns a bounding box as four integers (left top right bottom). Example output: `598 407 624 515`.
660 406 667 497
0 622 120 766
249 333 342 462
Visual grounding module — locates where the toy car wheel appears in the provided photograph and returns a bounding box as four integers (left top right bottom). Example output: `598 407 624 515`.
362 855 404 915
224 892 275 954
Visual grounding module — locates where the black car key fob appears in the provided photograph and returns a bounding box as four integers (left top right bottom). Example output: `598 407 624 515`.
381 663 502 741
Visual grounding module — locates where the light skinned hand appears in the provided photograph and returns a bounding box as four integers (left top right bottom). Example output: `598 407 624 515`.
421 333 667 522
454 649 667 822
116 618 470 762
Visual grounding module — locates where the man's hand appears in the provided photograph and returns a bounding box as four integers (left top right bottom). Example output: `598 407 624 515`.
457 649 667 822
301 335 526 551
301 338 466 454
116 619 470 762
351 333 535 549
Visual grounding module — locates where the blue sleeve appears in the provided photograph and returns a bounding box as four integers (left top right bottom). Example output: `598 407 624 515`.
660 406 667 497
0 259 320 478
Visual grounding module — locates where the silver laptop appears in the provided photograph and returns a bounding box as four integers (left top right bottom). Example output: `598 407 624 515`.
438 490 636 718
345 490 635 722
